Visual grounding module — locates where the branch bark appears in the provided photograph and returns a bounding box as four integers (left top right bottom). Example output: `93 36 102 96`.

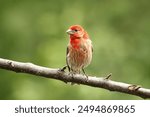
0 58 150 99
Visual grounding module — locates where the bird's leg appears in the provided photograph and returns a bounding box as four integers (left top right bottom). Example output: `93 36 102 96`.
59 65 71 73
70 72 80 85
67 65 71 72
67 66 72 75
82 68 88 78
59 65 68 72
68 69 76 85
82 68 89 82
67 68 75 81
58 65 69 84
59 66 75 85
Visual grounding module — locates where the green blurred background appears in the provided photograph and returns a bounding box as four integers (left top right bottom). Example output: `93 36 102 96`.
0 0 150 100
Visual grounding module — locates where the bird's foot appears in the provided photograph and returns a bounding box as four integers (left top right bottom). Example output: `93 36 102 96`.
68 71 74 78
128 85 141 91
81 68 89 82
57 67 68 84
84 74 89 83
68 72 81 85
68 72 76 85
59 65 68 72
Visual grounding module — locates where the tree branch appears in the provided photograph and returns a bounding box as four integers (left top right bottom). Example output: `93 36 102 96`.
0 58 150 99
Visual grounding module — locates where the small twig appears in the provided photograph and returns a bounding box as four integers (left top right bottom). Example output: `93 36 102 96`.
105 73 112 80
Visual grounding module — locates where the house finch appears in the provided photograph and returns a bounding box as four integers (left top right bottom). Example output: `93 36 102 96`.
65 25 93 77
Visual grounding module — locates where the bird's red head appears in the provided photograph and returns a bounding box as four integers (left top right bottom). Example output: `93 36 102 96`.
66 25 89 39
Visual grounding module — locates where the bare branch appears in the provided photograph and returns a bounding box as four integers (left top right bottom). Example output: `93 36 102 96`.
0 58 150 99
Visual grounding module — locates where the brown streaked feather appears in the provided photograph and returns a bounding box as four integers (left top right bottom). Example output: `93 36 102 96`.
66 46 70 72
92 45 93 53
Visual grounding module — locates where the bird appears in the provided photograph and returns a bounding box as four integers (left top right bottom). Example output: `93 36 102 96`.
63 25 93 78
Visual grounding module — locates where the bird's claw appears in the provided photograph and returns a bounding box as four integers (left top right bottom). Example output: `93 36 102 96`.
81 68 89 82
84 75 89 83
68 72 75 85
59 66 68 72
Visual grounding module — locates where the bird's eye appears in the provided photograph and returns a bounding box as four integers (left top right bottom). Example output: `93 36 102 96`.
74 29 78 32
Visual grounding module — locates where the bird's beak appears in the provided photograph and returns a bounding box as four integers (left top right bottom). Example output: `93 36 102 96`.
66 29 74 35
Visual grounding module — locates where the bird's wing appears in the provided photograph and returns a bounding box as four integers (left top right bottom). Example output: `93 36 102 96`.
66 46 71 72
91 44 93 53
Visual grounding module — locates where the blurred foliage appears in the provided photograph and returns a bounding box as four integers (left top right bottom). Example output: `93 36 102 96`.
0 0 150 100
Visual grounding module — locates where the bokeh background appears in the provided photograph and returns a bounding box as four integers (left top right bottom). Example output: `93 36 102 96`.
0 0 150 100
